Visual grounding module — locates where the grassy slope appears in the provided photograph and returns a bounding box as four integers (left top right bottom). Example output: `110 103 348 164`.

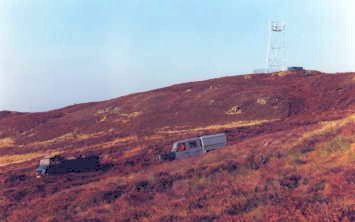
0 71 354 222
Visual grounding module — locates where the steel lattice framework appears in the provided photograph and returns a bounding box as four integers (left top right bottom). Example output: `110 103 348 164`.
266 21 287 73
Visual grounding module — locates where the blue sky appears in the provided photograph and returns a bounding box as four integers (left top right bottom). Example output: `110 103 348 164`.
0 0 354 112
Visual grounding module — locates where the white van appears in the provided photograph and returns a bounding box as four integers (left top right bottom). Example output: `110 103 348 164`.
159 133 227 160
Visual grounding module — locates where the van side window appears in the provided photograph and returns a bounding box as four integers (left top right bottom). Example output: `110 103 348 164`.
188 141 198 148
177 143 187 151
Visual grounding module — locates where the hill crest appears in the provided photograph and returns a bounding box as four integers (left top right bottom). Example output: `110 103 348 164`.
0 71 354 221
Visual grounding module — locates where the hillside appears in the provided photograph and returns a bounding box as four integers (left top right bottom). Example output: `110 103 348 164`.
0 70 354 222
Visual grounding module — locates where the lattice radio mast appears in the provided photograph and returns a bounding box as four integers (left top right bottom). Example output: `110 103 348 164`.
266 21 287 73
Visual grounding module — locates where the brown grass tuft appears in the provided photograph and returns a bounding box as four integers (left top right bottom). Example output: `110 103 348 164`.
256 98 267 105
0 137 15 147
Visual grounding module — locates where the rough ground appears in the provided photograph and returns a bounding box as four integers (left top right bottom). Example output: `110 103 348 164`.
0 70 354 222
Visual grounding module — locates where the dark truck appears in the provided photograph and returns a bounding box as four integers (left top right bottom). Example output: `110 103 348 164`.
288 66 304 71
36 155 100 177
159 133 227 161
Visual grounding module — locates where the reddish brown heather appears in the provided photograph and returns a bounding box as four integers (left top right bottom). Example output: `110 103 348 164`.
0 71 354 222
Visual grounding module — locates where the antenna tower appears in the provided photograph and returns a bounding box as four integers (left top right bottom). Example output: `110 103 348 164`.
266 21 287 73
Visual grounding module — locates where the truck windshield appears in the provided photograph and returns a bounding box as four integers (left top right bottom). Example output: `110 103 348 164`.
37 165 47 170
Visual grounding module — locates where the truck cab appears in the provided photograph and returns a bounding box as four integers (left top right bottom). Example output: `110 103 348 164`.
36 158 50 177
36 155 65 177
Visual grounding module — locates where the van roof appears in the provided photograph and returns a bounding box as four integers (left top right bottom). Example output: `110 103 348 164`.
200 133 225 139
173 137 200 144
173 133 225 145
